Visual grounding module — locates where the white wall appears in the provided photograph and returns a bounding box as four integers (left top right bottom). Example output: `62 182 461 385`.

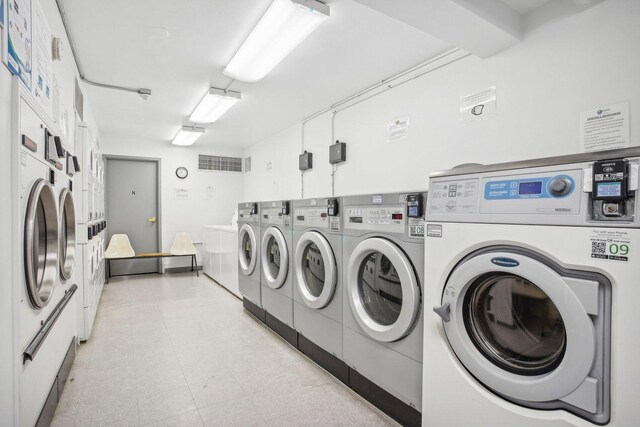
243 0 640 201
101 138 245 269
0 0 101 424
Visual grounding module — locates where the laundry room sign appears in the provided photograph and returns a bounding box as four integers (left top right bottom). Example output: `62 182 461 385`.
460 86 497 121
590 229 630 262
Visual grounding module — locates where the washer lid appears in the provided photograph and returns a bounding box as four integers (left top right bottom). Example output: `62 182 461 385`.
347 237 420 342
438 250 605 408
295 231 337 309
238 223 258 276
25 179 59 309
261 226 289 289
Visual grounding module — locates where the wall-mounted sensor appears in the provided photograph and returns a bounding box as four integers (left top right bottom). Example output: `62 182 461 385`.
299 151 313 171
329 140 346 164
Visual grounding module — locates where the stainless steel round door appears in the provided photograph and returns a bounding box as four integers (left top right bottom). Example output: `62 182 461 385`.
347 237 420 342
24 179 59 309
261 226 288 289
294 231 337 309
238 224 258 276
59 188 76 281
436 250 597 403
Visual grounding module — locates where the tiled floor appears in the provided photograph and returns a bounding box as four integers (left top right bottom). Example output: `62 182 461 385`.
52 273 398 426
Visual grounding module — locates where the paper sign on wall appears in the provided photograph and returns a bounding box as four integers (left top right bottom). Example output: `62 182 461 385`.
580 102 629 152
387 116 410 143
205 186 215 201
460 86 496 121
174 188 189 200
7 0 32 88
33 1 52 116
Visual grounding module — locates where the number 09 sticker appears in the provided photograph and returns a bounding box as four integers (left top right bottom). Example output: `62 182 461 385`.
590 229 631 262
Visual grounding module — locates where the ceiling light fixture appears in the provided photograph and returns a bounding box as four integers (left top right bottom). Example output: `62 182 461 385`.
172 126 205 146
189 88 242 123
224 0 329 82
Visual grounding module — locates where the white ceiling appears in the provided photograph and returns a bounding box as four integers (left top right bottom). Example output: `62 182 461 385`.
61 0 454 149
500 0 551 14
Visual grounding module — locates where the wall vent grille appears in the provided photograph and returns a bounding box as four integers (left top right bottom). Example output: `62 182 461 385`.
244 157 252 172
198 155 243 172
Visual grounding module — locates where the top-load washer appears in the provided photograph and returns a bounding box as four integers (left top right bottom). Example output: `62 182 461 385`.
17 93 78 427
342 192 426 425
424 148 640 426
260 200 296 344
292 198 347 380
238 202 264 321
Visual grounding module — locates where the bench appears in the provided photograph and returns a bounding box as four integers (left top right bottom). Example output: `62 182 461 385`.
106 252 199 283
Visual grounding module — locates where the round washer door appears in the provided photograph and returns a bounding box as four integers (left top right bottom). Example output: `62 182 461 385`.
238 224 258 276
347 237 420 342
261 226 289 289
295 231 337 309
24 179 59 309
439 250 596 402
59 188 76 281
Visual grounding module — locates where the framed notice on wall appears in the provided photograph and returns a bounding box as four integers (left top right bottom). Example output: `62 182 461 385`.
32 1 52 116
7 0 32 88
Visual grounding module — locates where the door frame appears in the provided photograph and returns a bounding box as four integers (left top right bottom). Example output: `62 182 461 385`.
104 155 163 274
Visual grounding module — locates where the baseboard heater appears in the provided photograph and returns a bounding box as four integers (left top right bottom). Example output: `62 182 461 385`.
23 284 78 363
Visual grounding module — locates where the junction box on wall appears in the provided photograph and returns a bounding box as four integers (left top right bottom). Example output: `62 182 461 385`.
329 140 346 164
299 150 313 171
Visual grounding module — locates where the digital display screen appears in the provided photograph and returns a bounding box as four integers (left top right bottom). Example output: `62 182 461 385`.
408 207 419 217
597 182 621 198
392 213 403 220
518 181 542 195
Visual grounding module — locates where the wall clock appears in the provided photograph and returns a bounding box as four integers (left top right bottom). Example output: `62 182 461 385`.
176 167 188 179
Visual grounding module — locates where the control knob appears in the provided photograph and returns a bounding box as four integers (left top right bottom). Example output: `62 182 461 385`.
549 177 572 197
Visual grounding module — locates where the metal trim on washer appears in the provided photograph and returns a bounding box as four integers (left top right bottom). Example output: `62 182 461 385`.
294 230 337 309
238 223 257 276
25 178 59 309
261 226 289 289
58 188 76 281
347 237 420 342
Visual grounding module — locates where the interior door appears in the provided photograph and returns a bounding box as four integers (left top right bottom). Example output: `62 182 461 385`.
106 158 159 276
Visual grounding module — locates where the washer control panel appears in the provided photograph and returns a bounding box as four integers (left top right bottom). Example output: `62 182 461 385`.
294 208 328 227
483 174 576 200
344 205 405 233
238 203 259 224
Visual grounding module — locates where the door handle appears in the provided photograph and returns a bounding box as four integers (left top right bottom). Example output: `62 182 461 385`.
148 216 157 223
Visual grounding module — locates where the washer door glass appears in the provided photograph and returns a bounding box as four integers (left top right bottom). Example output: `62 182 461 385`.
238 224 257 276
464 274 566 375
295 231 337 309
25 179 59 309
261 226 288 289
347 238 420 342
359 252 402 325
59 189 76 280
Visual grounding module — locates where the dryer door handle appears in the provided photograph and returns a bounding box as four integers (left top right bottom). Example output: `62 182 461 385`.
433 302 451 322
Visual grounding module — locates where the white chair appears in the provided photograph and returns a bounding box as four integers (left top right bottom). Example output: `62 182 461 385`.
105 234 135 259
171 232 199 276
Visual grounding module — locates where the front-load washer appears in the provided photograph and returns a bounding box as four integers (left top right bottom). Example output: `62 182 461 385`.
260 200 296 345
292 197 347 381
57 150 78 286
17 93 78 427
424 148 640 426
342 192 426 425
238 202 264 321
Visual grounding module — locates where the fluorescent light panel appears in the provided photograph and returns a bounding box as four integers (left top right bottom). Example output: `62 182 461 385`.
224 0 329 82
190 88 242 123
172 126 205 146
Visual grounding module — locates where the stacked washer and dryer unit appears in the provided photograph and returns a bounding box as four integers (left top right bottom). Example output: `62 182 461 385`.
423 148 640 426
75 122 107 341
14 85 79 427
